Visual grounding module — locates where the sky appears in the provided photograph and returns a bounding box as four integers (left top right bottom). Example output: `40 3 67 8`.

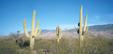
0 0 113 35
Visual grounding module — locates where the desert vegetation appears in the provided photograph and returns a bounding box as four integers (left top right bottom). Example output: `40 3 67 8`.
0 35 113 54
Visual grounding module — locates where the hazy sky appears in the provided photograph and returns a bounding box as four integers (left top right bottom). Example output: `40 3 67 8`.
0 0 113 35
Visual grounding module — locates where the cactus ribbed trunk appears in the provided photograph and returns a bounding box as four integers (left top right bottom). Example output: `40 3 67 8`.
83 15 87 33
30 10 36 50
79 5 83 54
30 37 35 50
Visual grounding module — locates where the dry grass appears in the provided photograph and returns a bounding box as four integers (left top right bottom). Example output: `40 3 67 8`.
0 35 113 54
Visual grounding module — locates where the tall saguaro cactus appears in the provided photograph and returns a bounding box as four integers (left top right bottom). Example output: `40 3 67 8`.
56 25 62 44
79 5 83 41
23 10 41 50
77 5 88 54
56 26 62 54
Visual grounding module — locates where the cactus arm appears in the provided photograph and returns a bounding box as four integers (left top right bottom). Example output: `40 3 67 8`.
35 28 41 38
35 20 41 37
37 28 41 36
83 14 88 33
31 10 36 37
85 15 88 32
86 26 88 33
35 20 39 36
23 18 30 38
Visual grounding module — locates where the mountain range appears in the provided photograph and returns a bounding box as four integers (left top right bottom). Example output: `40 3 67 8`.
40 24 113 39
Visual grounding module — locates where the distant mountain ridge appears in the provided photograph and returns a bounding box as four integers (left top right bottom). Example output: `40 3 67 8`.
89 24 113 31
41 24 113 32
40 24 113 39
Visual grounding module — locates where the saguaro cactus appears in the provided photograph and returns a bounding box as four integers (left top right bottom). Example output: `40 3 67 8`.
23 10 41 50
56 25 62 44
77 5 88 54
56 25 62 54
77 5 88 43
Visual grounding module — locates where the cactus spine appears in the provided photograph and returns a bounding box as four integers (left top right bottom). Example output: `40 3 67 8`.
23 10 41 50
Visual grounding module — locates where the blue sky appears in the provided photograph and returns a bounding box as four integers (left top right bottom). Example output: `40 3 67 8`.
0 0 113 35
